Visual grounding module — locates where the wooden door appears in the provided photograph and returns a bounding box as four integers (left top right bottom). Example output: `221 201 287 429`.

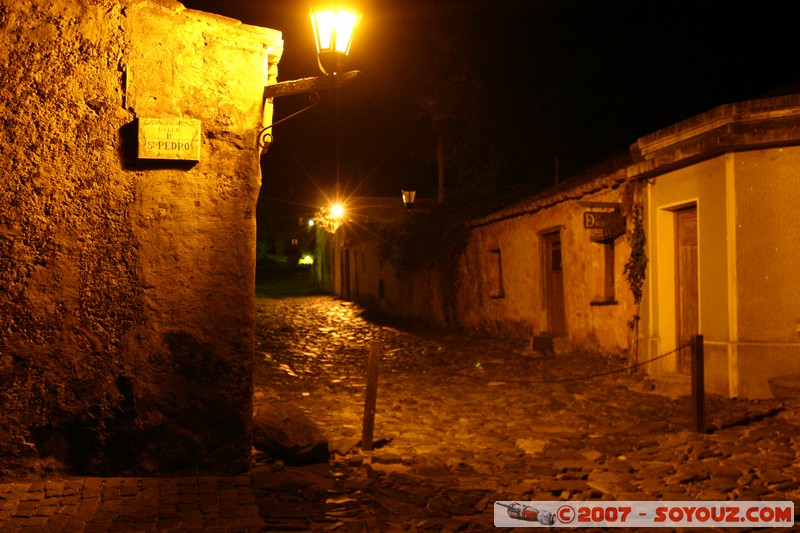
543 232 567 333
675 206 698 374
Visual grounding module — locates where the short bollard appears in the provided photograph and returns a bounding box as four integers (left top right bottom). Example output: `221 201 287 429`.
361 340 381 451
691 334 705 433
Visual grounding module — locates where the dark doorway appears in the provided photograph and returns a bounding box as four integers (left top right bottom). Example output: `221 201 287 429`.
542 231 567 333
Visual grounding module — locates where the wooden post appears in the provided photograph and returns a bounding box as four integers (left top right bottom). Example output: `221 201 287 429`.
691 334 705 433
437 134 445 204
362 341 381 451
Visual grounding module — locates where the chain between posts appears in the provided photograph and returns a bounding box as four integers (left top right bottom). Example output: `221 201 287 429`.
360 336 707 448
516 343 693 385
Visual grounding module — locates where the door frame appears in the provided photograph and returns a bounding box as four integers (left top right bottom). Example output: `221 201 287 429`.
674 205 699 374
541 229 567 334
654 200 700 373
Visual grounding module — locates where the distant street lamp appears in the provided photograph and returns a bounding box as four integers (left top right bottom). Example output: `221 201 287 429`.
313 202 348 233
330 203 345 219
259 5 363 152
401 190 416 209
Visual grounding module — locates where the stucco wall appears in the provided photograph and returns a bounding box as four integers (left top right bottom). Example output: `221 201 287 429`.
636 96 800 399
641 155 732 394
733 147 800 397
373 257 447 327
341 234 448 328
0 0 282 474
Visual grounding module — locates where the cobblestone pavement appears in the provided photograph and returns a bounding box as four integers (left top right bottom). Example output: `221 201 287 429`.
2 288 799 532
0 476 264 532
252 295 800 531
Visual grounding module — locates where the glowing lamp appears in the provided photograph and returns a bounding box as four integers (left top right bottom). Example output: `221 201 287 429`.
309 6 363 75
330 203 345 218
259 5 363 153
401 190 416 209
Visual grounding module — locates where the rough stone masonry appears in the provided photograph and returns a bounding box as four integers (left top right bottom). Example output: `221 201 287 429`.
0 0 283 475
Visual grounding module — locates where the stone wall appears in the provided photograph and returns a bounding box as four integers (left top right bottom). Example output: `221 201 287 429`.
0 0 282 475
340 172 637 351
456 172 636 351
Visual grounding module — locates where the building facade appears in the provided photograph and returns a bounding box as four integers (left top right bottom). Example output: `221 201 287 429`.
633 96 800 398
337 94 800 400
457 165 635 353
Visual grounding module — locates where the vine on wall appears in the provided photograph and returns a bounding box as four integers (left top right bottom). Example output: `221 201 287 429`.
623 206 647 366
377 203 471 326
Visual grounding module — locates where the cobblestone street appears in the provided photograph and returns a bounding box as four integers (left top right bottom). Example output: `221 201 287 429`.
251 287 800 531
1 276 799 531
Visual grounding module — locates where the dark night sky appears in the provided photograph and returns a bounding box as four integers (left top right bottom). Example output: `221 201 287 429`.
181 0 799 228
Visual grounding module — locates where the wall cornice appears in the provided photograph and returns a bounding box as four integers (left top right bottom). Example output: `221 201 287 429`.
628 94 800 179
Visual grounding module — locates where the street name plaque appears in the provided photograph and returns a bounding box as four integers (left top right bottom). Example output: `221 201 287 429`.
138 118 201 161
584 210 626 242
583 210 624 229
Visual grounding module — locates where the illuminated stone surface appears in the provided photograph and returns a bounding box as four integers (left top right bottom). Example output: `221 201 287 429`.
0 0 282 475
252 402 330 465
0 291 797 529
250 293 800 530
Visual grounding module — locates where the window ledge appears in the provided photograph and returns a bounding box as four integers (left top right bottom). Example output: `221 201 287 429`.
589 300 618 306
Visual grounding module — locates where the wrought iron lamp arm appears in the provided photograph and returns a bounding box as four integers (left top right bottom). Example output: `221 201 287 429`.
258 71 360 154
258 92 319 151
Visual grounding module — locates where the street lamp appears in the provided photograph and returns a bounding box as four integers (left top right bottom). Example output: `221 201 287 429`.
259 5 363 152
313 202 348 233
401 190 416 209
309 6 363 75
330 203 345 219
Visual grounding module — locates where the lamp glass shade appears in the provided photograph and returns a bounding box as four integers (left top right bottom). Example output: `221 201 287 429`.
309 6 362 74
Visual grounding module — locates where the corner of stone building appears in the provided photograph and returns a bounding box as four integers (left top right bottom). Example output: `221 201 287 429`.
0 0 282 476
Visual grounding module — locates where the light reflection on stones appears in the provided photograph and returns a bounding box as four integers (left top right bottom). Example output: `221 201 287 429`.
252 294 800 531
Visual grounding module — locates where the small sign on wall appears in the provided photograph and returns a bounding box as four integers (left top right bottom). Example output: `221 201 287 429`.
583 210 624 229
584 211 626 242
138 118 201 161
